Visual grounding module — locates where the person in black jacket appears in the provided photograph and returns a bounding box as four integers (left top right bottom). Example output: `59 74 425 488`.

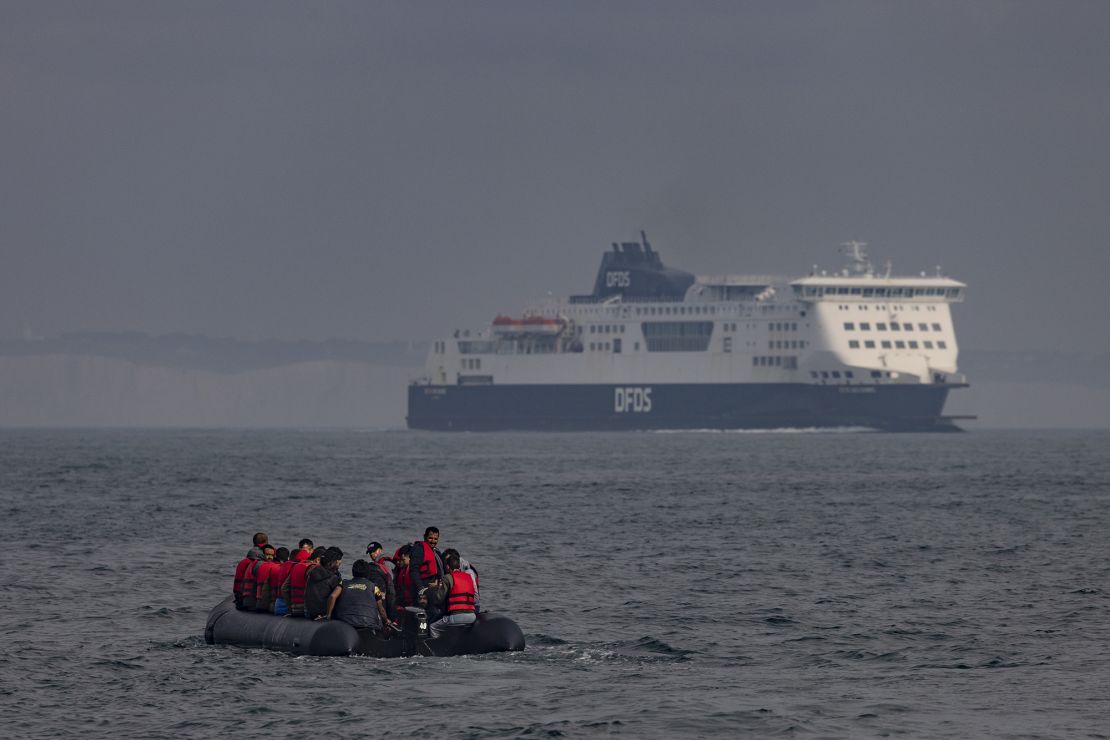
333 560 388 634
304 548 343 620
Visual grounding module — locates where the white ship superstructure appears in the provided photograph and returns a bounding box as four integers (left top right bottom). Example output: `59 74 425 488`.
409 235 970 431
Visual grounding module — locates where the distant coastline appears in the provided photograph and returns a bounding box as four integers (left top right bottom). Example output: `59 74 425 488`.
0 333 1106 429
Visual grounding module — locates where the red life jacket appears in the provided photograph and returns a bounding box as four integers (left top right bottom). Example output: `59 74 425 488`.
376 558 392 580
253 561 277 609
241 560 261 608
271 560 294 593
233 557 255 605
416 542 440 580
287 562 314 614
395 564 413 606
446 571 476 614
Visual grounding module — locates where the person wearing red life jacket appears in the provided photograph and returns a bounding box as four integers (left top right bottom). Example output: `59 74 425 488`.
366 541 396 617
252 545 280 612
232 532 270 609
392 544 414 620
409 526 444 600
240 544 272 611
281 547 323 617
233 550 258 610
269 547 294 615
429 551 477 638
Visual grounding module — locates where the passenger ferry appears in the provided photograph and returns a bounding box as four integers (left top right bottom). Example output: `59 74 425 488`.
407 234 972 432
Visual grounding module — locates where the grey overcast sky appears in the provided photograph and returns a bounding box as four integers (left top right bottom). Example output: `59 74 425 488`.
2 1 1108 352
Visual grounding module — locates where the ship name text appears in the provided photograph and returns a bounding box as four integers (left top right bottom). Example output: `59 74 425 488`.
615 386 653 413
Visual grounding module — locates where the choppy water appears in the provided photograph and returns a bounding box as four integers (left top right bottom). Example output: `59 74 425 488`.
3 429 1110 738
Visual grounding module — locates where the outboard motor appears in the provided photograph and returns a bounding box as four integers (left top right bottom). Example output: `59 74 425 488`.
401 606 430 655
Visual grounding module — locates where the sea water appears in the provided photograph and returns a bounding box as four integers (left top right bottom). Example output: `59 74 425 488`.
2 429 1109 737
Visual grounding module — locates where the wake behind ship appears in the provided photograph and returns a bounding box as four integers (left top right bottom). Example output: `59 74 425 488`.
407 235 972 432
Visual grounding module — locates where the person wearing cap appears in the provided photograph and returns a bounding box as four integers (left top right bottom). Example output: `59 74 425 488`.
366 541 396 617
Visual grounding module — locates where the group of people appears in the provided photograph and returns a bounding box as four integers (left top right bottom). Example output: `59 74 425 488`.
231 527 480 638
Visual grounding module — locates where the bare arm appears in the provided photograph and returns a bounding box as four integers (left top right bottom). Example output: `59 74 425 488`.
325 586 342 619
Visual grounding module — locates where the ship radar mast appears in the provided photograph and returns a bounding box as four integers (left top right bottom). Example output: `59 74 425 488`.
840 240 873 276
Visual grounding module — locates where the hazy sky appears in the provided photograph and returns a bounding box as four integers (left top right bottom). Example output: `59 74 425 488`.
3 2 1108 352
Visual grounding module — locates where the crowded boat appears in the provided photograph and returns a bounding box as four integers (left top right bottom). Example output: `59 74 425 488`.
230 526 481 639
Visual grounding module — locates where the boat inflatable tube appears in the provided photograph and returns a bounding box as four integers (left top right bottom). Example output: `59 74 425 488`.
205 597 525 658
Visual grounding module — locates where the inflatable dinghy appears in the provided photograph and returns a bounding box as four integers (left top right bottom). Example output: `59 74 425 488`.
205 597 525 657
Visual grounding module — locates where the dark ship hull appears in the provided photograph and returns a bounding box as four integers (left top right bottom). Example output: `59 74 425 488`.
407 381 969 432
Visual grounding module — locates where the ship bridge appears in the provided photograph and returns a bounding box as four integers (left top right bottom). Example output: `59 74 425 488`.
790 275 966 302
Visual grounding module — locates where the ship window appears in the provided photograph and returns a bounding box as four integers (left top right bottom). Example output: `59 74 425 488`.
890 322 901 330
605 342 610 351
820 371 829 378
860 322 871 330
918 323 928 331
634 342 640 351
845 370 854 378
642 321 714 352
924 340 934 349
876 323 887 331
848 340 860 349
909 341 919 349
937 341 948 349
862 288 874 297
850 288 861 295
881 340 892 349
865 340 876 349
946 288 960 298
831 370 841 378
844 322 855 330
871 370 882 378
723 337 732 353
810 370 819 378
774 356 782 366
932 323 942 331
903 323 914 332
753 357 760 366
895 340 906 349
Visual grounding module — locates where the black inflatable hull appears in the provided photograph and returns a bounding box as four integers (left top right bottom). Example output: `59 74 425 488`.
204 597 525 657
